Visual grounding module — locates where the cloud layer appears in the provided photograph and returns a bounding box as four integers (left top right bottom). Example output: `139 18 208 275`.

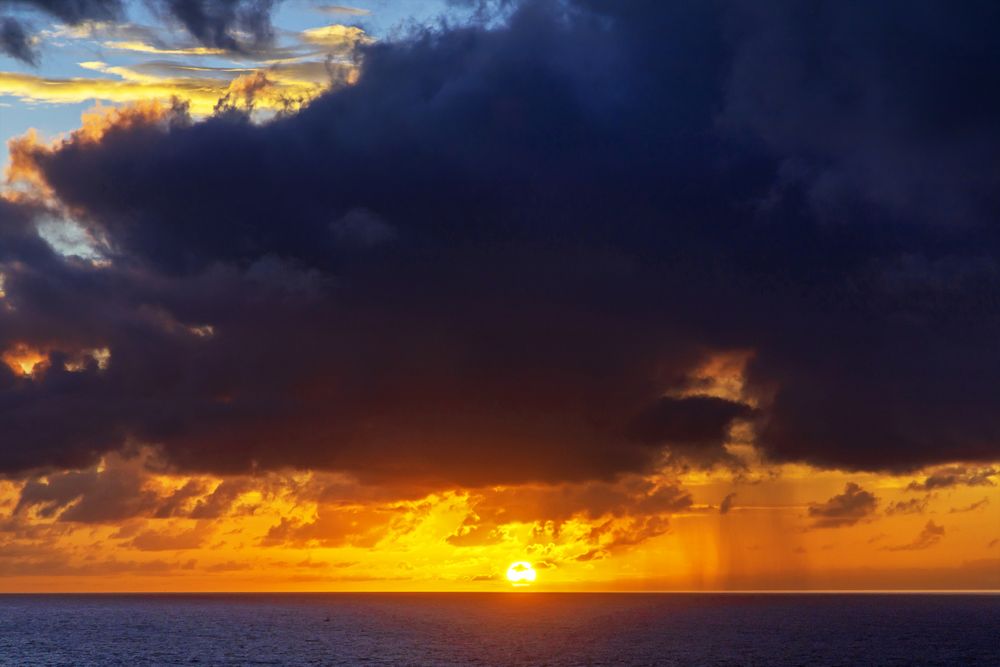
0 0 283 64
3 0 1000 488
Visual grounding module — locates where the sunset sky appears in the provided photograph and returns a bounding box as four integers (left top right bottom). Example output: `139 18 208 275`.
0 0 997 592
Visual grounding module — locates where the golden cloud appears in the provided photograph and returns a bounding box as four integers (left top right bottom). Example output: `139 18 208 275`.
0 22 371 116
0 453 997 591
0 63 334 116
102 40 228 56
4 99 184 205
300 24 372 51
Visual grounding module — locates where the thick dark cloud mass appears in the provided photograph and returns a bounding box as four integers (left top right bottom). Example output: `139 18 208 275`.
3 0 1000 484
626 397 753 464
723 0 1000 226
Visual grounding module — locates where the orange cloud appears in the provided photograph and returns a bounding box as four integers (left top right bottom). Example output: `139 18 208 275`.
4 130 53 201
0 457 997 591
4 100 184 205
1 344 48 376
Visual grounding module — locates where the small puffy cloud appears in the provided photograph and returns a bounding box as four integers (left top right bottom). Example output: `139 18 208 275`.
807 483 878 529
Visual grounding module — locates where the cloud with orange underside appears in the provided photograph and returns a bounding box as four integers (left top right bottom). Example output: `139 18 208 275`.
1 343 48 376
3 99 184 206
1 457 997 591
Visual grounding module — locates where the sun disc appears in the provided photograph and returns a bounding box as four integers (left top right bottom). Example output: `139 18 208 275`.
506 561 537 586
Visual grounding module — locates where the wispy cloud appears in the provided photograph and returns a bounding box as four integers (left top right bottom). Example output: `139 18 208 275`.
101 40 227 55
0 60 348 114
884 521 946 552
907 466 997 492
948 497 989 514
315 5 371 17
0 20 369 113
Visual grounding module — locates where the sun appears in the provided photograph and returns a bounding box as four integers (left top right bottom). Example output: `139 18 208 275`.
506 561 537 587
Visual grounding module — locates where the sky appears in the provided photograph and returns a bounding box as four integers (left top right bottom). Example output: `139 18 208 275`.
0 0 997 592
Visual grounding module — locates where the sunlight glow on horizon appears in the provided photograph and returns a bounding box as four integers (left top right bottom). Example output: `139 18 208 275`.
506 562 538 587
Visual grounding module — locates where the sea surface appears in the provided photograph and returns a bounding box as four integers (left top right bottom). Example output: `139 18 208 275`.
0 593 997 666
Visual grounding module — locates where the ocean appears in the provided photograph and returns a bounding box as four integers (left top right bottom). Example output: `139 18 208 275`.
0 593 996 665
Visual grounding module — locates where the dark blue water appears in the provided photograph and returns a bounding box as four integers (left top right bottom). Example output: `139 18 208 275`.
0 593 996 666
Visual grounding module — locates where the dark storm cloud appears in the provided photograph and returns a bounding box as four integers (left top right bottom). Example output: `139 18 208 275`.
3 0 1000 485
723 0 1000 472
153 0 280 52
626 397 754 464
0 16 34 64
807 483 878 529
13 457 158 522
722 0 1000 227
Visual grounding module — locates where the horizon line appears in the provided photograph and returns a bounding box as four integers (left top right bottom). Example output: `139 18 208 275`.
1 589 998 595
